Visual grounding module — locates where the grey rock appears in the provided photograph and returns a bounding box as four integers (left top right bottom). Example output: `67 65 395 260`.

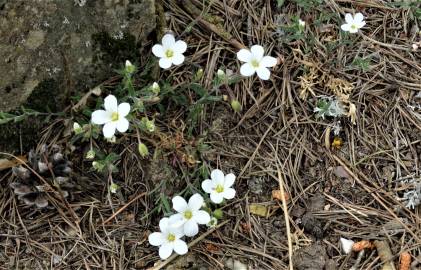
0 0 156 112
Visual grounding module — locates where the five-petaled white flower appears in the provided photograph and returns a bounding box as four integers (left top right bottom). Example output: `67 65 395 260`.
91 95 130 138
341 13 365 33
148 217 188 260
202 169 236 204
236 45 277 80
169 194 211 237
152 33 187 69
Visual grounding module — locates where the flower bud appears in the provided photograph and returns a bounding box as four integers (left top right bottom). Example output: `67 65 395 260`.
125 60 135 74
213 209 223 219
73 122 83 134
110 183 119 194
151 82 160 95
138 143 149 158
195 68 204 80
207 217 218 228
86 150 95 159
217 69 225 80
92 161 104 172
231 100 242 112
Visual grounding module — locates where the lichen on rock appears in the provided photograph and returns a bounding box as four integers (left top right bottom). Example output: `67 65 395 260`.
0 0 156 112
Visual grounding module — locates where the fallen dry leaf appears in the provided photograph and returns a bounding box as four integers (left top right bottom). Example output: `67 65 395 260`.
0 156 27 171
249 203 270 217
272 189 289 201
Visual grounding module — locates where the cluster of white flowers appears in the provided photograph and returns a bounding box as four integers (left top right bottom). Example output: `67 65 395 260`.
149 169 236 259
152 34 277 80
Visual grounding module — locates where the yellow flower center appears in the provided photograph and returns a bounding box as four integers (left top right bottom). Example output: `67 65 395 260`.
251 59 260 68
215 184 224 193
167 233 176 242
165 49 174 58
184 210 193 220
351 24 357 30
111 112 119 122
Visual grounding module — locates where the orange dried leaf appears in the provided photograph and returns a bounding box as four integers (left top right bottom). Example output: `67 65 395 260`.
205 243 220 252
272 190 289 201
399 251 411 270
352 240 374 252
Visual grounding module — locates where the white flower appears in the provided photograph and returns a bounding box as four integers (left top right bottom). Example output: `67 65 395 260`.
340 237 355 254
236 45 277 80
152 33 187 69
341 13 366 33
298 19 305 27
169 194 211 237
148 217 188 260
91 95 130 138
202 169 236 204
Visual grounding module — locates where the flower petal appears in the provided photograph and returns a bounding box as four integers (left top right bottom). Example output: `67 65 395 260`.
104 95 118 112
223 187 236 200
202 179 214 193
210 192 224 204
183 219 199 237
118 103 130 117
356 21 366 28
250 45 264 60
159 58 172 69
211 169 225 185
188 193 204 211
194 210 210 224
168 213 185 228
172 226 185 238
172 196 188 213
354 13 364 23
260 56 277 68
148 232 165 246
237 49 252 62
345 13 353 24
152 44 165 57
256 67 271 80
159 243 173 260
224 173 236 188
171 53 185 66
103 121 117 138
159 217 170 232
173 40 187 54
116 118 129 133
91 110 110 125
162 34 175 48
240 63 256 77
173 239 188 255
341 24 351 32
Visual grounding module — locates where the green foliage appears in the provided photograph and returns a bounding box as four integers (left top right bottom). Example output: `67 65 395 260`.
277 0 285 8
352 57 371 72
0 108 58 125
92 152 120 174
292 0 323 11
